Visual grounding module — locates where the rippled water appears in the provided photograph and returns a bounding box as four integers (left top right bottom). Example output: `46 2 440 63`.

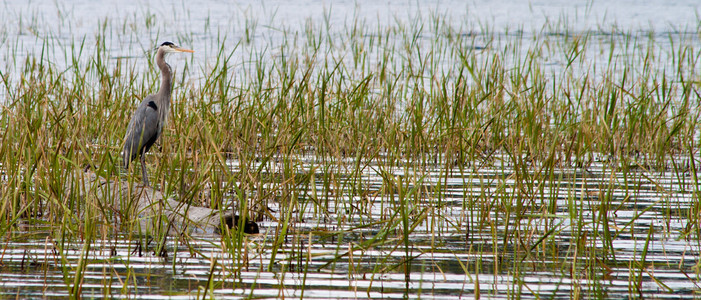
2 0 701 298
1 156 700 298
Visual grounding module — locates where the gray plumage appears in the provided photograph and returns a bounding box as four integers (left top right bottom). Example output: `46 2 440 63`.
122 41 193 186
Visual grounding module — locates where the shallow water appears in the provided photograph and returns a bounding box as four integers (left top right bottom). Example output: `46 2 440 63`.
1 156 700 298
1 0 701 298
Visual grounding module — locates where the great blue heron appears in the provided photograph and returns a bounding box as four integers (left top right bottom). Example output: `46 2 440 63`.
122 41 193 186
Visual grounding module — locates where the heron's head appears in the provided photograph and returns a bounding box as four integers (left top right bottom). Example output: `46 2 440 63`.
157 41 194 54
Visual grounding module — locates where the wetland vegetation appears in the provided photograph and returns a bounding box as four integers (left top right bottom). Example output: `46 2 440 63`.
0 1 700 298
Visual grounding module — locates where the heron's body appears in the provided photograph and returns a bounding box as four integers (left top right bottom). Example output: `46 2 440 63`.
122 42 193 186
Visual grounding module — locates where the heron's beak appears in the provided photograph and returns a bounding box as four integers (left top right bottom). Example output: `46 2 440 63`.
176 47 194 53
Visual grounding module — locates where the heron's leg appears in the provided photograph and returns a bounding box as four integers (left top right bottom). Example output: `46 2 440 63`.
140 153 150 186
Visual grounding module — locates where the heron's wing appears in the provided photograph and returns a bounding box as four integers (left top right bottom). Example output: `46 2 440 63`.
122 96 161 167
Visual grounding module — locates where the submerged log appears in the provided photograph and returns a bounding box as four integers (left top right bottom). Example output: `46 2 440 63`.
69 169 258 236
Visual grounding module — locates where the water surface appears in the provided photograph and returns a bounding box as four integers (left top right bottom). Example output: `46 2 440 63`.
1 0 700 298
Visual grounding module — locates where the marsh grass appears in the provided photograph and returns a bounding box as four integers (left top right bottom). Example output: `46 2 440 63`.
0 6 700 298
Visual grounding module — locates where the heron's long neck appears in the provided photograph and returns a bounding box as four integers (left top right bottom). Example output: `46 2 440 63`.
155 50 172 124
156 50 172 102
